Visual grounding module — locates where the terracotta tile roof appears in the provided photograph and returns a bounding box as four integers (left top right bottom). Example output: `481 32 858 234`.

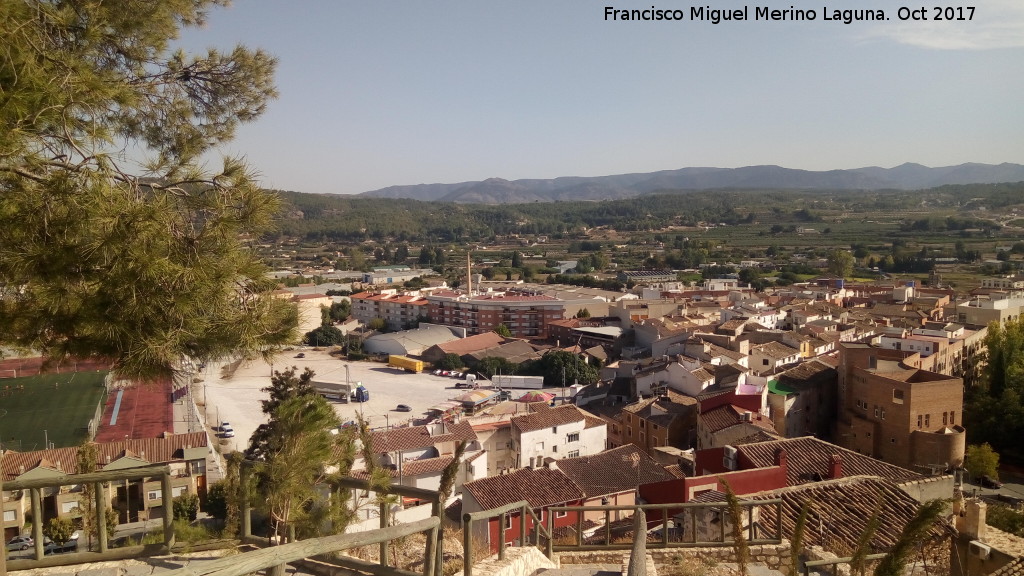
665 464 687 478
991 558 1024 576
751 476 946 554
776 360 837 389
353 456 454 479
730 429 784 445
369 422 477 454
511 404 587 433
752 341 800 359
463 467 585 510
436 332 505 355
555 445 676 498
737 436 924 486
700 404 774 433
1 432 209 481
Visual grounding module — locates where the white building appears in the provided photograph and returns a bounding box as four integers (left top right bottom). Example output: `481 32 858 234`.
510 405 606 469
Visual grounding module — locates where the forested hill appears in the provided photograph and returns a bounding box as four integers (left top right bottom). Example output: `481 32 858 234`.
272 182 1024 243
358 163 1024 204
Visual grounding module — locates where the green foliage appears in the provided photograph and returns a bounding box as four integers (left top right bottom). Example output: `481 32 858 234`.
104 508 119 538
986 505 1024 537
965 443 1000 480
304 324 344 346
44 517 75 545
872 499 946 576
827 249 855 279
205 482 229 521
367 317 388 332
246 366 317 460
76 442 98 547
575 308 591 319
965 317 1024 461
173 492 200 521
329 301 351 322
475 356 518 379
437 353 463 371
494 324 513 338
0 0 296 379
720 479 748 576
522 350 598 386
789 500 812 576
252 394 347 541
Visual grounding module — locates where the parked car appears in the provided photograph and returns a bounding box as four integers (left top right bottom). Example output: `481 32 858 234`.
980 475 1004 489
395 404 412 412
44 535 76 555
215 421 234 438
6 535 33 551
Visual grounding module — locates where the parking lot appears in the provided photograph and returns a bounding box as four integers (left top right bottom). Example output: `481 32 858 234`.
197 349 486 453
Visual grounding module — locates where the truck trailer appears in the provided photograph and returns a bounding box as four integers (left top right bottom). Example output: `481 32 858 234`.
388 355 424 373
492 375 545 389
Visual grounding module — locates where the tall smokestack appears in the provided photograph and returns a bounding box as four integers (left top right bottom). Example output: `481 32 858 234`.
467 252 472 296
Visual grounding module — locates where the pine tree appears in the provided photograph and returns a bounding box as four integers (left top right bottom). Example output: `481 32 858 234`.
0 1 296 379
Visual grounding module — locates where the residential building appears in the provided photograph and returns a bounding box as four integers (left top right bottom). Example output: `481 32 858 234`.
619 391 698 454
425 290 565 339
2 432 210 536
510 405 606 468
350 290 430 331
767 360 838 439
461 467 585 553
837 343 966 472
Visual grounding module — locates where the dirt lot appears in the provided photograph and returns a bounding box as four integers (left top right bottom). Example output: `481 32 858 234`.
196 349 480 454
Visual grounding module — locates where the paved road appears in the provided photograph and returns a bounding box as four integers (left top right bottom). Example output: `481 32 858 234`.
198 349 486 455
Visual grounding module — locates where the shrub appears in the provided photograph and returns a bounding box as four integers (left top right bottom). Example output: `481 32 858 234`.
173 492 200 521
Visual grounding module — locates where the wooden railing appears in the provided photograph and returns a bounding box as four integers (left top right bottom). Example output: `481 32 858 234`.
460 499 784 576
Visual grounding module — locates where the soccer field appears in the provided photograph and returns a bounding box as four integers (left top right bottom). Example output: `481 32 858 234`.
0 371 108 451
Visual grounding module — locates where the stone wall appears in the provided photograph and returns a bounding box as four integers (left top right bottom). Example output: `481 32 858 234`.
557 542 793 573
452 546 558 576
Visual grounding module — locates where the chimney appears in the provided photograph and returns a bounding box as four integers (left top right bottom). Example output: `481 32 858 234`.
774 448 788 471
963 499 987 541
829 454 843 479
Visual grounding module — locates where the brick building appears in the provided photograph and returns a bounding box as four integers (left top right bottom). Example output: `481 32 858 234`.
425 290 565 339
836 343 966 472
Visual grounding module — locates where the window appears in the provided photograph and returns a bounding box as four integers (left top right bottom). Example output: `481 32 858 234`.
505 515 513 529
880 409 885 420
917 415 923 428
148 490 162 501
925 414 930 427
556 510 568 518
172 486 187 497
568 450 580 458
892 389 904 404
627 426 632 438
951 411 955 425
567 432 580 443
61 501 78 514
640 420 645 429
552 445 558 453
943 412 948 425
763 359 769 366
3 510 14 522
552 426 557 434
874 407 879 418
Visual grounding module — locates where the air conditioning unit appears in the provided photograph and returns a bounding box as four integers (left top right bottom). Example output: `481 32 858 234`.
969 540 991 560
723 455 737 471
724 445 738 459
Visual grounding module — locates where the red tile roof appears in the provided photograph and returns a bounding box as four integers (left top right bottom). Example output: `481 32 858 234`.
700 404 774 434
464 467 585 510
369 422 477 454
1 432 209 481
555 445 676 498
737 436 923 486
511 404 587 434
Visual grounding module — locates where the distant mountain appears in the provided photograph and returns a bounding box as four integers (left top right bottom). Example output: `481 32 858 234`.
359 162 1024 204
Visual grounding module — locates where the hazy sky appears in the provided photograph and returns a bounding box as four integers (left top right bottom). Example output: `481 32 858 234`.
177 1 1024 195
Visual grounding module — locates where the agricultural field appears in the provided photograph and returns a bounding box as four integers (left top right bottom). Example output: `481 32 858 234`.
0 371 108 451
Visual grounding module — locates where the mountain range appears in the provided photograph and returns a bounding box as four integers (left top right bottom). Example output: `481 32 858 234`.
359 162 1024 204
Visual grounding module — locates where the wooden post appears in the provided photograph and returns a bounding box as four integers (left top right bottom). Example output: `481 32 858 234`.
161 472 175 550
576 507 583 546
519 505 527 547
604 508 611 545
0 468 5 575
426 495 441 576
498 511 506 560
379 500 389 567
545 507 553 558
30 488 44 559
96 481 108 552
462 513 473 576
241 464 251 538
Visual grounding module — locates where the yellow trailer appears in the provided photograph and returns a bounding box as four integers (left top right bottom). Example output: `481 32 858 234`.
388 354 424 373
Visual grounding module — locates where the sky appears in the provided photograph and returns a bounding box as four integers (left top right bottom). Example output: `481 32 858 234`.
177 1 1024 195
